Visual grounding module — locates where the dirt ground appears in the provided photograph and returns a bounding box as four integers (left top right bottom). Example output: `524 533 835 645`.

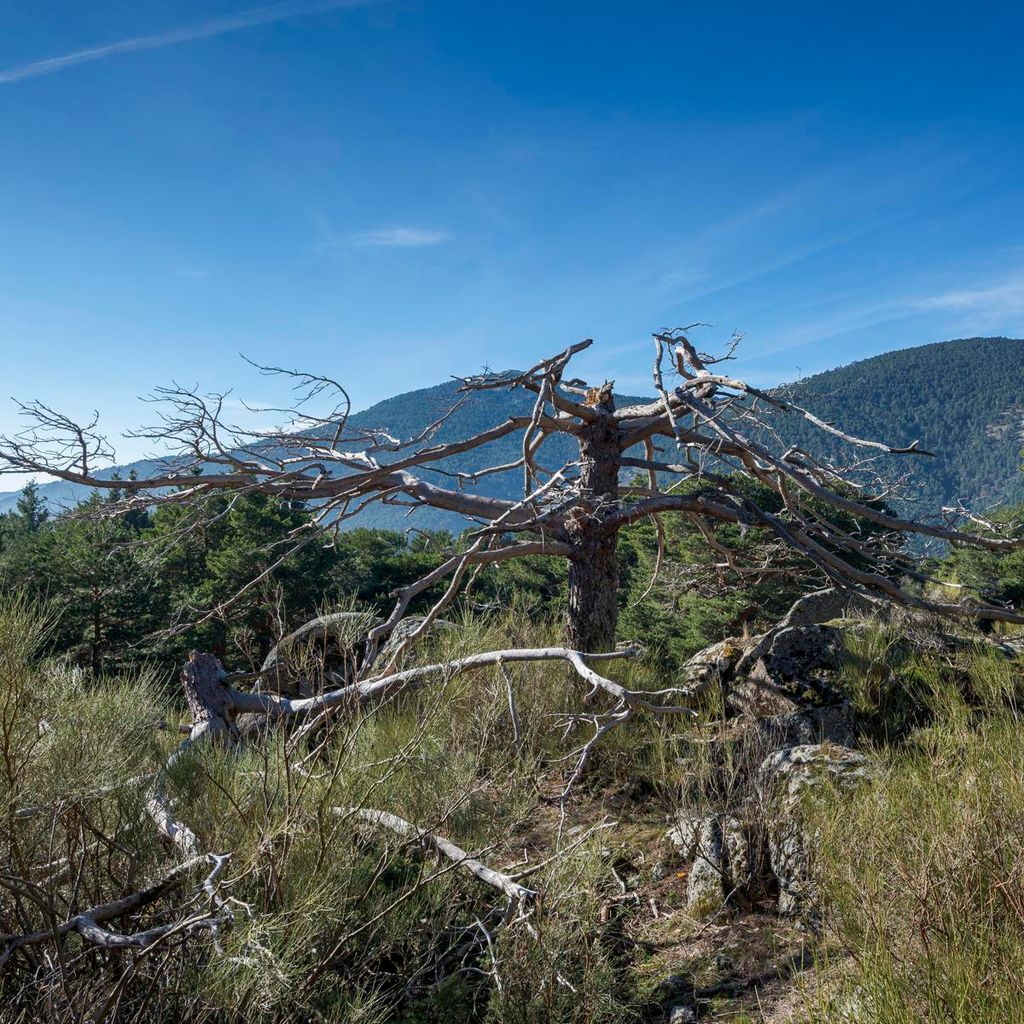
492 777 827 1023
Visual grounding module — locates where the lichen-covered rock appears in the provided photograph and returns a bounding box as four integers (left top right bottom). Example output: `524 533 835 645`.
719 815 755 901
666 1004 698 1024
680 638 751 694
761 743 869 796
731 587 865 671
687 817 726 917
720 816 749 883
730 624 848 717
648 975 697 1023
750 704 856 749
665 814 729 916
776 587 866 629
679 594 859 714
758 743 870 915
753 624 846 685
665 814 704 859
667 813 770 910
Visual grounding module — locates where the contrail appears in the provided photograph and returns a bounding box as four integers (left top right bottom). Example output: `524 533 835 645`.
0 0 375 84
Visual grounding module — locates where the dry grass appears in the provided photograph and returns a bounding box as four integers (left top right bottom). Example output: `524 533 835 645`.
5 605 1024 1023
0 602 695 1023
803 631 1024 1023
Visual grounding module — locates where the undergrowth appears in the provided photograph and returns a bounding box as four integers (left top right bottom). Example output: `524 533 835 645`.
806 626 1024 1023
0 600 685 1023
5 603 1024 1022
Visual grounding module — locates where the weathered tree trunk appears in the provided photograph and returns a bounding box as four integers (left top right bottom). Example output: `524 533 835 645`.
565 390 620 652
181 651 236 743
566 537 619 652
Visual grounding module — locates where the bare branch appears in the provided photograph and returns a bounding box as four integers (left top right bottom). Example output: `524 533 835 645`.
338 808 537 908
0 855 228 967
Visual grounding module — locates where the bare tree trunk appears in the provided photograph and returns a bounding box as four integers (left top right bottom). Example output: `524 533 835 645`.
566 392 620 651
181 651 236 743
567 537 619 652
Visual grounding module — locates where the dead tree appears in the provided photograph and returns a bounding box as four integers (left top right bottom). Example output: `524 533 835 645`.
8 328 1024 980
5 640 660 972
2 330 1024 659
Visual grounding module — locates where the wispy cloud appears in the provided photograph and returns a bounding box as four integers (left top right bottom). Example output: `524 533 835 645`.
753 270 1024 368
173 265 211 279
916 273 1024 317
340 227 452 248
0 0 374 85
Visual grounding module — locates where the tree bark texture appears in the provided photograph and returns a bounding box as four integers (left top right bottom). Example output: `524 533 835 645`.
565 392 620 652
181 651 235 742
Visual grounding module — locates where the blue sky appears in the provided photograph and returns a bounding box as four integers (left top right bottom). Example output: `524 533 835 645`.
1 1 1023 479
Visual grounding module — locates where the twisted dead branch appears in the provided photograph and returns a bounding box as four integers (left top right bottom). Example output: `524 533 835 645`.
338 807 538 910
0 854 230 968
5 638 664 977
3 331 1023 662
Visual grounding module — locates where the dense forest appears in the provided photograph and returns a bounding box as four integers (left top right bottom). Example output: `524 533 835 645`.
0 476 811 676
774 336 1024 515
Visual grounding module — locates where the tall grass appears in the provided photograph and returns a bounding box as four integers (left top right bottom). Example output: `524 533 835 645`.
0 599 686 1023
13 597 1024 1023
807 633 1024 1023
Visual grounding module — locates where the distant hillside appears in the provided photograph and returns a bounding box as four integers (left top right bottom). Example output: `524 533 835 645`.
779 337 1024 516
0 379 647 533
3 337 1023 529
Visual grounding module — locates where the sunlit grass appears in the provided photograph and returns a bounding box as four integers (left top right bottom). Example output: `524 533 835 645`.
0 599 675 1022
8 598 1024 1022
805 630 1024 1023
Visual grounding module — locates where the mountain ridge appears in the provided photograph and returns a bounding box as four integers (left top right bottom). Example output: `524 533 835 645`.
3 336 1023 529
772 336 1024 514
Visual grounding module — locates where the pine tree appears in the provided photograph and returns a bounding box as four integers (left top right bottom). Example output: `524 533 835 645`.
14 480 49 532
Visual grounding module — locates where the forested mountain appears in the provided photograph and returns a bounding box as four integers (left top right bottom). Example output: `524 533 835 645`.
3 336 1022 527
775 336 1024 515
0 379 646 532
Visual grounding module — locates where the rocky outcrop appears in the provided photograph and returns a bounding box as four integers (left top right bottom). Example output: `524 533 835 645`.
647 975 698 1023
774 587 869 630
680 589 860 719
687 817 726 917
721 815 761 904
665 813 767 915
752 704 855 749
679 638 753 698
665 1004 698 1023
670 590 872 920
757 744 870 915
729 624 849 716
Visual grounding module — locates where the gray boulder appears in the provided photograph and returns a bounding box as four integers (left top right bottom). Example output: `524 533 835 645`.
758 743 870 915
775 587 868 629
730 624 849 718
666 1005 698 1024
686 817 726 917
679 637 753 696
665 813 704 860
749 704 856 749
666 813 767 912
